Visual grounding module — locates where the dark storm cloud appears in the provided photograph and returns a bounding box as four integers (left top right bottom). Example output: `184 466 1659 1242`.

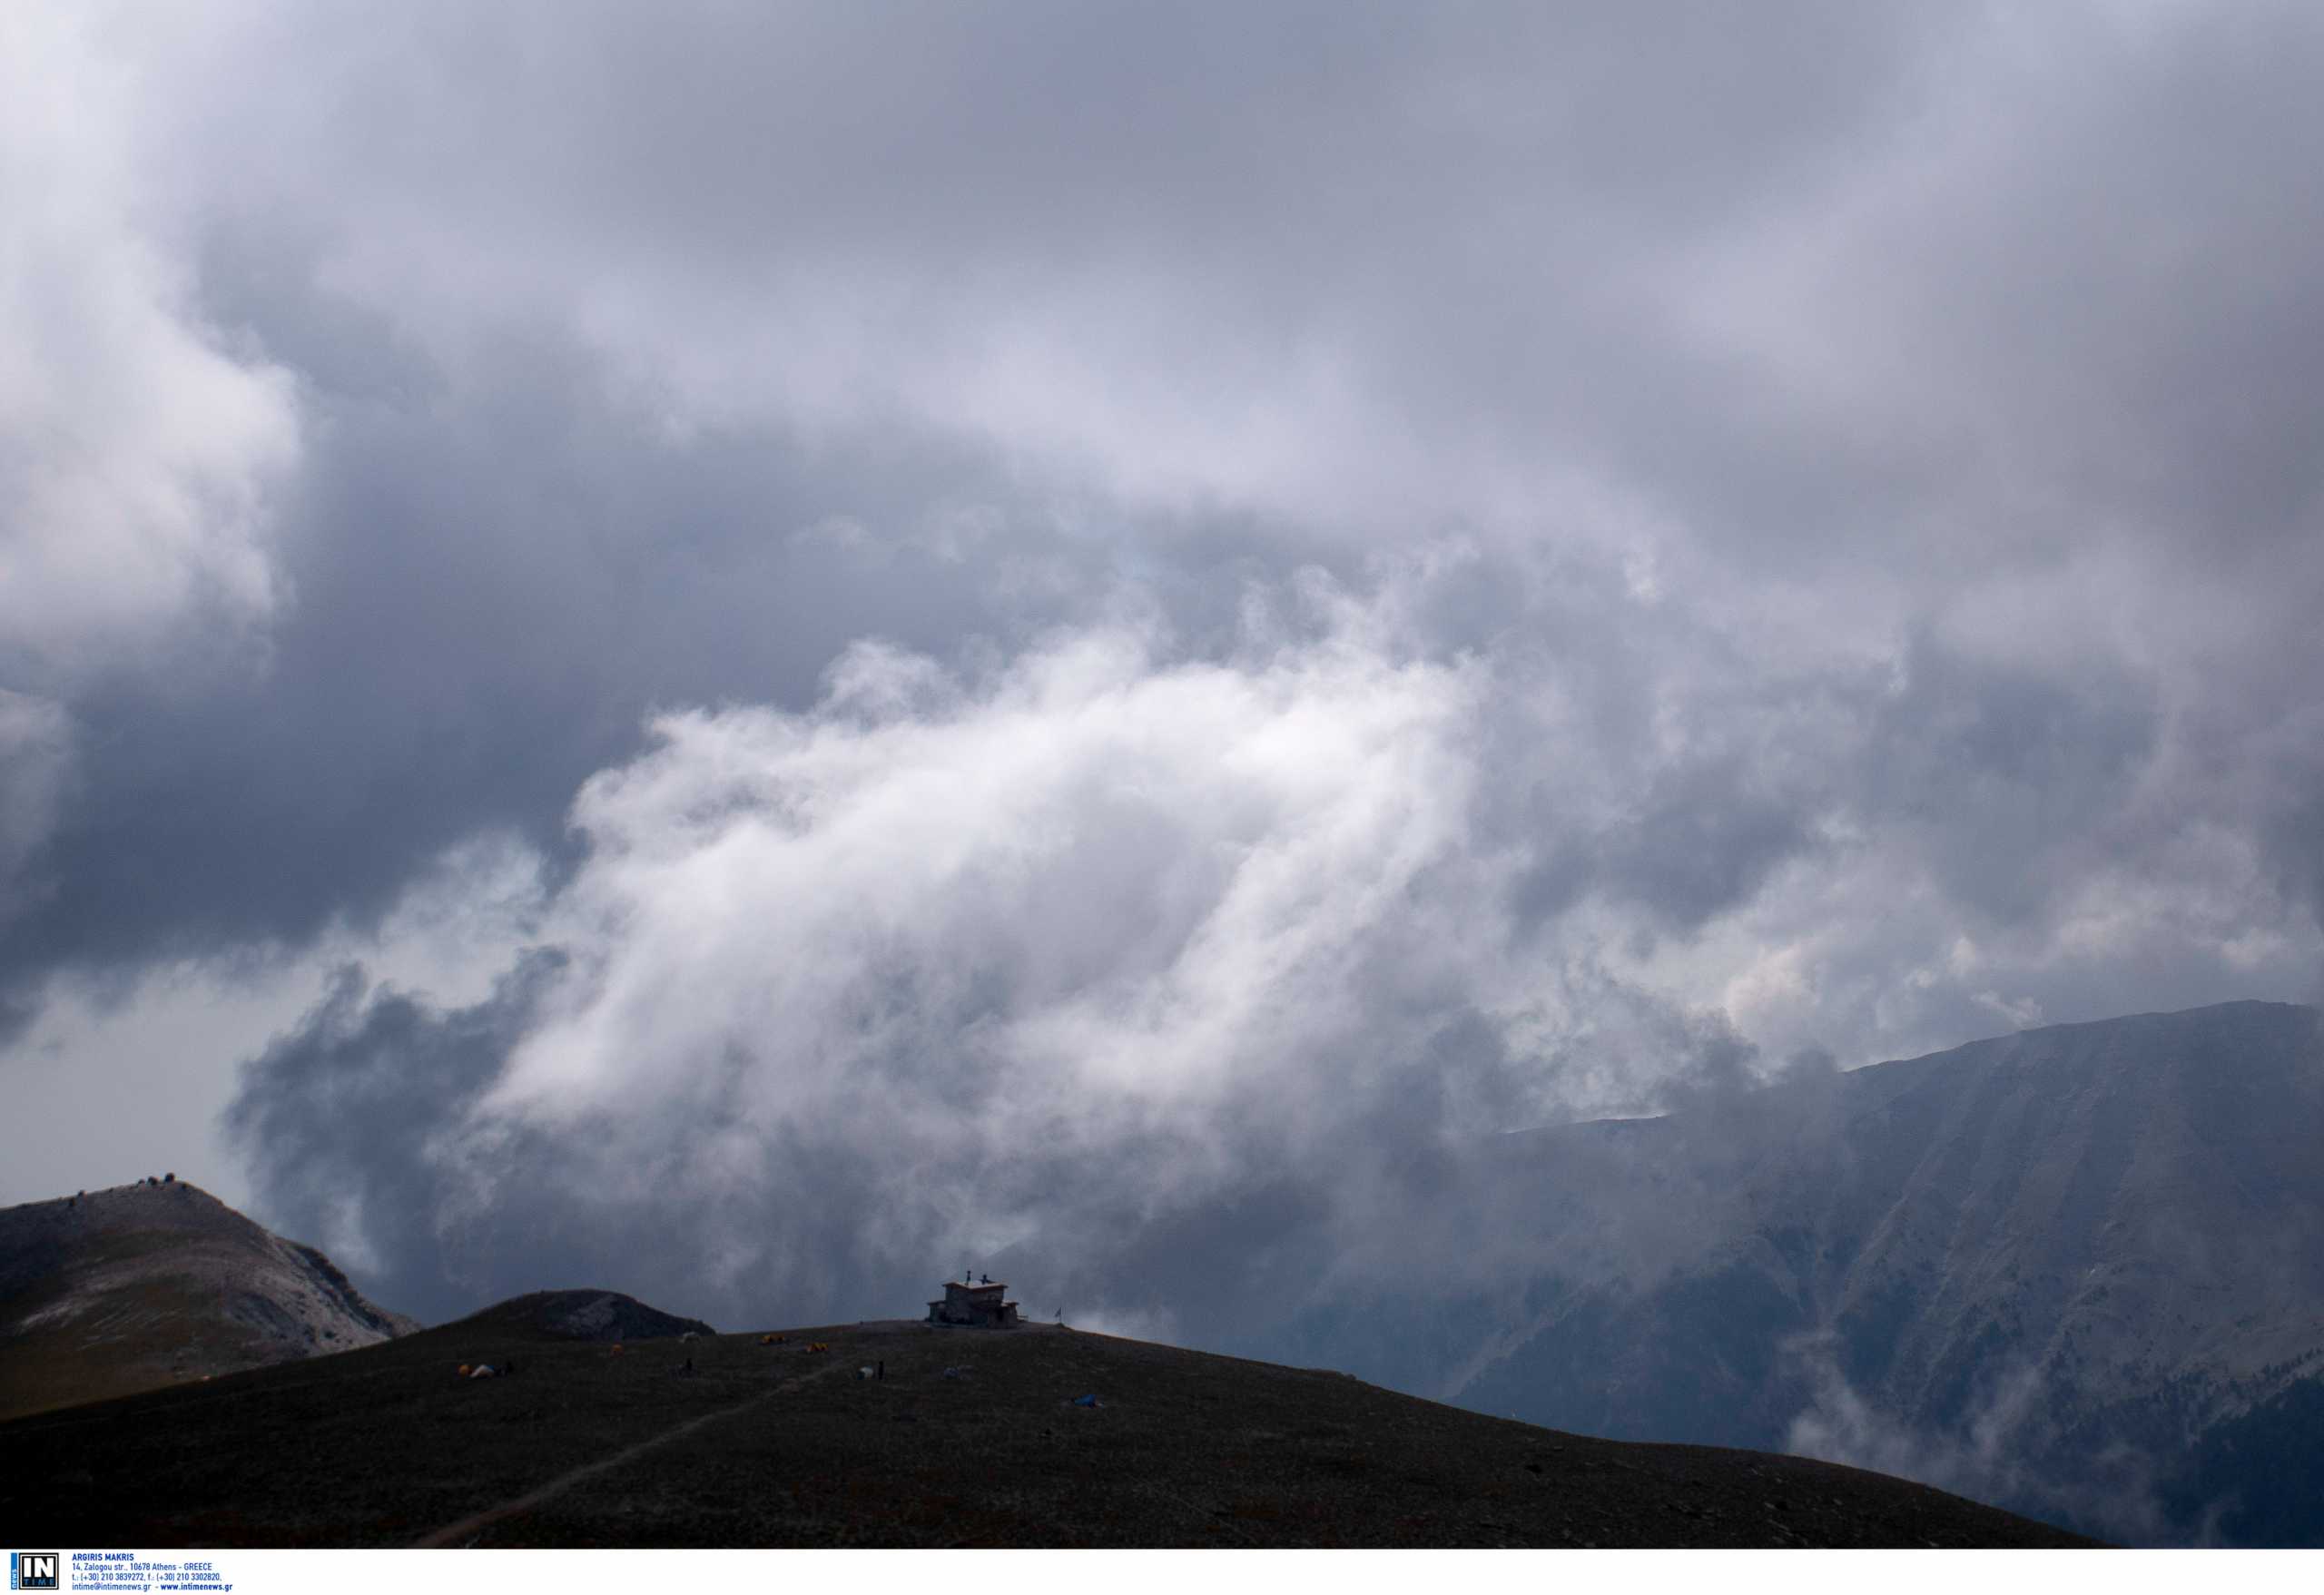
118 0 1982 563
1855 634 2160 930
1599 757 1820 932
7 1 2324 1354
227 957 564 1323
0 319 1126 1009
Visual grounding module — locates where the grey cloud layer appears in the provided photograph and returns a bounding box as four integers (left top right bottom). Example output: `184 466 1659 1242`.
5 3 2322 1334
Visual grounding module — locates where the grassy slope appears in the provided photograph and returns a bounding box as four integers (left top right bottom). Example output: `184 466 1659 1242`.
0 1315 2092 1549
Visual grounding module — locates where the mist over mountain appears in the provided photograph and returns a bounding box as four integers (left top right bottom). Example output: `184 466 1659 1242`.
216 994 2324 1543
1251 1000 2324 1544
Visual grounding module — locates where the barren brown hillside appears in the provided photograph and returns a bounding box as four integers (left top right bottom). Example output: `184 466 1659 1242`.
0 1181 415 1422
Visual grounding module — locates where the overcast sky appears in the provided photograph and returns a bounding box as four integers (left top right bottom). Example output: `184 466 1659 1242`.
5 1 2322 1328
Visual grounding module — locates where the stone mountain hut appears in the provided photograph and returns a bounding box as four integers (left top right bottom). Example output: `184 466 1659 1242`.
928 1277 1020 1327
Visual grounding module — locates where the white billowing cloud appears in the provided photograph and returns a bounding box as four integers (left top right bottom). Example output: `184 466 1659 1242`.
0 6 299 675
477 590 1496 1205
206 537 2324 1324
351 576 1738 1314
363 555 2309 1292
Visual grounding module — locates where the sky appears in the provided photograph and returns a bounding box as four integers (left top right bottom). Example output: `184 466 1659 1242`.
4 1 2323 1332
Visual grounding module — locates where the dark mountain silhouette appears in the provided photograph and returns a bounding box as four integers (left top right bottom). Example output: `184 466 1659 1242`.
0 1310 2087 1547
8 999 2309 1543
0 1178 419 1422
458 1289 714 1342
1275 999 2324 1545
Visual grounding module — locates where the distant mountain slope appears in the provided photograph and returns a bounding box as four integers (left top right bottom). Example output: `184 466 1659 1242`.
1284 1000 2324 1545
459 1289 713 1342
0 1178 419 1421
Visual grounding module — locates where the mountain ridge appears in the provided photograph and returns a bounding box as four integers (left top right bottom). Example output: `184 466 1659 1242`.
1285 998 2324 1543
0 1177 420 1421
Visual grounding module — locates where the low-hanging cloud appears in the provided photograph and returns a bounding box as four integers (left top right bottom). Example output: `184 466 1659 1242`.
235 583 1536 1323
228 543 2324 1332
1785 1337 2181 1546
